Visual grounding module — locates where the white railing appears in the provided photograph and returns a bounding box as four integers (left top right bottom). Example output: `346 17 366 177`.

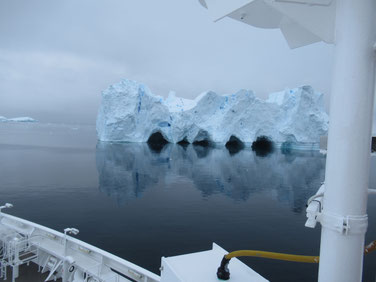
0 211 160 282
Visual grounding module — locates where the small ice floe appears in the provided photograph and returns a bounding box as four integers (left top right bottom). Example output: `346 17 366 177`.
0 116 38 123
320 149 327 155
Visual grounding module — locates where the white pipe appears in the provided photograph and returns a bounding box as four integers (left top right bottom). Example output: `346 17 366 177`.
307 193 324 206
318 1 376 281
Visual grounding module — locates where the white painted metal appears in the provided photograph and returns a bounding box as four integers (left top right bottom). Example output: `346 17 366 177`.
264 0 336 47
202 0 255 22
63 228 79 282
318 0 376 281
306 186 376 229
0 210 161 282
198 0 376 281
160 243 268 282
199 0 336 48
0 208 265 281
305 184 325 228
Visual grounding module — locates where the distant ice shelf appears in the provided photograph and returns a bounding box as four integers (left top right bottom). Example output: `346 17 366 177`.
96 79 329 148
0 116 38 123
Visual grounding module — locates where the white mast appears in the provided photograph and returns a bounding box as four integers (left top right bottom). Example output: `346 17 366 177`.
198 1 376 281
318 1 375 281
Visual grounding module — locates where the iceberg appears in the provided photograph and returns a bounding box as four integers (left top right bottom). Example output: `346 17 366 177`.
0 116 38 123
96 79 329 147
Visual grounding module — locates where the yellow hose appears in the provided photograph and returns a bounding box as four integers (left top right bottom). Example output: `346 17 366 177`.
217 242 375 280
224 240 376 265
365 240 376 254
225 250 319 263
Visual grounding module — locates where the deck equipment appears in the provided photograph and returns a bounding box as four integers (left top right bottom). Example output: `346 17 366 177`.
0 205 160 282
199 0 376 281
0 1 374 281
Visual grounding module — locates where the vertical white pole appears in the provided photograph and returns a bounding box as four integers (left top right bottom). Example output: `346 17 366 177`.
13 239 19 279
63 232 68 282
318 0 376 282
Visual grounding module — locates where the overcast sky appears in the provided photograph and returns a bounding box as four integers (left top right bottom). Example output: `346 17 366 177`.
0 0 374 131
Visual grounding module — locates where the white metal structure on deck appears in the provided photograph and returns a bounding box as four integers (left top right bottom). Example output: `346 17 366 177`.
0 204 268 281
199 0 376 281
199 0 336 48
160 243 267 282
0 205 160 282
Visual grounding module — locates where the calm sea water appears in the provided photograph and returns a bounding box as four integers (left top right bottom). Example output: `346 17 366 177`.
0 123 375 281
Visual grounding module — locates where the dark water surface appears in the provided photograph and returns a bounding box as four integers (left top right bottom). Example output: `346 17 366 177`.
0 123 375 281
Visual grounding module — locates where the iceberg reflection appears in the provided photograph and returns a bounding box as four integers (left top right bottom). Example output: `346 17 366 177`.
96 142 326 212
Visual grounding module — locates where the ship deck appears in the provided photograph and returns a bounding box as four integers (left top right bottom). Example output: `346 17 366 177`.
3 263 61 282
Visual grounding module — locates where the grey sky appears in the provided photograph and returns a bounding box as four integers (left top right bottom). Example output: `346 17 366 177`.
0 0 374 131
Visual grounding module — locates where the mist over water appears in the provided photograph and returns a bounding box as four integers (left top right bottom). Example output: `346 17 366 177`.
0 123 375 281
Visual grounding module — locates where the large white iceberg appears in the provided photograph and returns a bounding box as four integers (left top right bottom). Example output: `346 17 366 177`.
0 116 37 123
96 79 328 146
